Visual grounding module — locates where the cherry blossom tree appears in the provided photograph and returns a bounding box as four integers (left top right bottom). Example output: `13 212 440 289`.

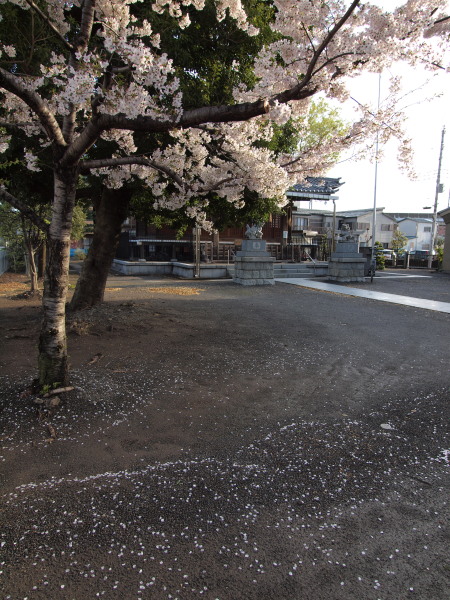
70 97 350 312
0 0 448 386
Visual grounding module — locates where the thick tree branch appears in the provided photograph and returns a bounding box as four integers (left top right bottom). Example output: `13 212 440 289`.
63 0 97 143
58 2 362 168
60 99 273 167
61 85 318 168
0 68 66 147
0 187 49 233
0 120 46 135
311 51 361 78
76 0 96 51
23 0 74 52
111 66 134 75
57 0 364 170
80 156 240 196
80 155 186 189
200 176 236 194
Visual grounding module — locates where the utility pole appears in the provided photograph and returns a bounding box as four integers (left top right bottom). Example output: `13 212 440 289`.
331 195 338 252
370 74 382 274
194 224 201 277
428 126 445 269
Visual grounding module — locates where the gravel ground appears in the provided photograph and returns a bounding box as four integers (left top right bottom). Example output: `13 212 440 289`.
0 270 449 599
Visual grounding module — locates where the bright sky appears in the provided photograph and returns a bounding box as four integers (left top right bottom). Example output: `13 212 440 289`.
323 1 450 214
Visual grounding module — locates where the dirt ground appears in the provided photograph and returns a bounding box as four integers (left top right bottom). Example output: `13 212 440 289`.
0 269 449 600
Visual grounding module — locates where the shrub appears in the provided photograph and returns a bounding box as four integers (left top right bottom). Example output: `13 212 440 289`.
73 248 86 261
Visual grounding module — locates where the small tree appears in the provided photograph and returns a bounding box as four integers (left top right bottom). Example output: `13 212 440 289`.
435 236 445 271
375 241 385 270
0 203 25 273
71 205 88 246
0 201 47 291
391 229 408 255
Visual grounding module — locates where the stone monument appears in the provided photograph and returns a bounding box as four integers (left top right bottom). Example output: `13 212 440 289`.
328 225 366 282
233 223 275 285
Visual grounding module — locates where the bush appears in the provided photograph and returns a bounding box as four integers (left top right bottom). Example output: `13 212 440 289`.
375 242 385 270
6 242 26 273
73 248 86 261
436 246 443 271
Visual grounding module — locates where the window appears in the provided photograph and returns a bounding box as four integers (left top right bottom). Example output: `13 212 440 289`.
271 214 281 228
343 222 357 230
357 222 370 230
293 216 309 230
381 224 394 231
423 226 431 232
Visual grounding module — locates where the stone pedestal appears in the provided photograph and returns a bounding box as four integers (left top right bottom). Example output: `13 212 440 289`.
234 239 275 285
328 241 366 282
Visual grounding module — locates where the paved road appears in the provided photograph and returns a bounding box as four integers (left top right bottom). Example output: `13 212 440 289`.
276 271 450 313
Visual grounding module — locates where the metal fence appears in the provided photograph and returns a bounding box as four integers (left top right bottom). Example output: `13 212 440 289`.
395 255 439 269
0 248 9 275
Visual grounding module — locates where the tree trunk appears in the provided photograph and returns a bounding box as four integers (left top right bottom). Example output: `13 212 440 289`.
21 219 40 294
70 188 131 311
38 242 46 279
28 247 39 293
38 168 77 387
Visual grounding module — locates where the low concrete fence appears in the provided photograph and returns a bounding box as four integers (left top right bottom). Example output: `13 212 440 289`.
112 259 230 279
0 248 9 275
112 259 332 280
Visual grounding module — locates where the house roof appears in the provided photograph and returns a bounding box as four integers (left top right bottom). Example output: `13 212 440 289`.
396 217 433 224
338 208 386 218
287 176 343 196
385 212 434 219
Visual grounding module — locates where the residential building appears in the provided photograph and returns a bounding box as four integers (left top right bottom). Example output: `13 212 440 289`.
385 211 446 236
396 217 435 253
337 208 397 248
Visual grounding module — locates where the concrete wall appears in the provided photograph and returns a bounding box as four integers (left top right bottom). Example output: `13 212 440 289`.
112 259 230 279
438 208 450 272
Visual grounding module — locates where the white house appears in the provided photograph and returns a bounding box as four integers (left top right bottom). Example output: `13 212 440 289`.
338 208 397 248
396 218 434 253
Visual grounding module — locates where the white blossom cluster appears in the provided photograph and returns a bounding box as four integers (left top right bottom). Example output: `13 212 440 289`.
152 0 258 34
0 44 15 59
24 151 41 172
93 119 292 229
242 0 449 104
